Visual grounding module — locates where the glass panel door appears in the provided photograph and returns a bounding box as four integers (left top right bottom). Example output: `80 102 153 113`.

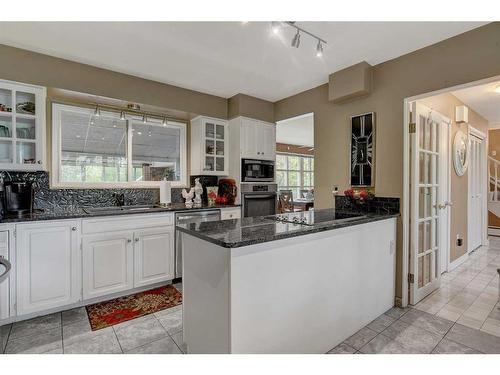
410 102 447 305
0 88 13 164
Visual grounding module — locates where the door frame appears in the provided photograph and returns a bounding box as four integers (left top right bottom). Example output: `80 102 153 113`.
401 74 500 308
467 126 488 253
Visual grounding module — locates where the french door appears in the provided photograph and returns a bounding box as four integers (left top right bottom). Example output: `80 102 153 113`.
468 133 484 252
409 102 450 305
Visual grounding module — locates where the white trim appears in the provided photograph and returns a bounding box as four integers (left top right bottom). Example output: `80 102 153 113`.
401 74 500 308
448 252 469 272
51 102 188 188
487 227 500 237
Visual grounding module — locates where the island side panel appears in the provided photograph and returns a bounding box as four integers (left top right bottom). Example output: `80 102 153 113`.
229 218 397 354
182 233 231 354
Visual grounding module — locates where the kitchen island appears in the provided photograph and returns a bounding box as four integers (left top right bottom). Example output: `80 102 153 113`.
177 209 398 354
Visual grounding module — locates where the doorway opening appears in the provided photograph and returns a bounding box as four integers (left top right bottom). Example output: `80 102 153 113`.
402 76 500 308
275 113 315 213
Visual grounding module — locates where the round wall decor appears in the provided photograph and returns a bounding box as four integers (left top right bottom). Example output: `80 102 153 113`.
453 130 469 176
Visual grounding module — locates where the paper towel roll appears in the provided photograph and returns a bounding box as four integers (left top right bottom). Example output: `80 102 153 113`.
159 179 171 205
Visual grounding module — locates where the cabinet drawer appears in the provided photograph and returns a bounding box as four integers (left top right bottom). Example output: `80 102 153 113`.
82 213 173 234
220 208 241 220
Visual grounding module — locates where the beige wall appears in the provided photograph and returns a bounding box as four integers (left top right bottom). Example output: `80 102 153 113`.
228 93 274 122
0 44 227 119
274 22 500 300
419 93 488 262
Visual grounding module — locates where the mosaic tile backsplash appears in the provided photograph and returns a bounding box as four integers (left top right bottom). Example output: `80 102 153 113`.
0 171 185 210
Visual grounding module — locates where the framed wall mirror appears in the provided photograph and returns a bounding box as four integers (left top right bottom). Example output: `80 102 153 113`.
350 112 375 187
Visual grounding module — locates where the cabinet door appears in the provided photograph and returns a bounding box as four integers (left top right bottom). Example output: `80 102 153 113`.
240 118 258 159
134 227 175 288
220 208 241 220
260 122 276 161
0 231 10 320
16 221 80 315
82 231 133 300
202 118 228 176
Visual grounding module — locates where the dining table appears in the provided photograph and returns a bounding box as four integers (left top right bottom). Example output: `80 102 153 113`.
293 198 314 211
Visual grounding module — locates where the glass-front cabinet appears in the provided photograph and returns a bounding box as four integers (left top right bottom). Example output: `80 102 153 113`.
0 80 46 171
190 116 228 176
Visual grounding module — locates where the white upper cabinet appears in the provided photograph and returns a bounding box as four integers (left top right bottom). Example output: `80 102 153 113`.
16 220 80 315
239 118 275 161
0 79 46 171
190 116 229 176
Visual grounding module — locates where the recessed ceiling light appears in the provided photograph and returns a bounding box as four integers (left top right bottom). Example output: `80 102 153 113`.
271 21 281 35
137 132 142 135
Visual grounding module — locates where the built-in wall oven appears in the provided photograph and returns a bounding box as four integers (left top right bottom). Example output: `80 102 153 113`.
241 159 275 182
241 183 277 218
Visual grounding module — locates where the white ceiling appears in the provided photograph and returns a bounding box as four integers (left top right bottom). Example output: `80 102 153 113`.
452 81 500 126
0 22 487 101
276 113 314 147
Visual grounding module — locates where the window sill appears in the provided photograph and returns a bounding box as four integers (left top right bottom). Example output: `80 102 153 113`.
49 181 188 189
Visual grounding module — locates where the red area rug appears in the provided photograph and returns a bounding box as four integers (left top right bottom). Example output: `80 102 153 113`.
86 285 182 331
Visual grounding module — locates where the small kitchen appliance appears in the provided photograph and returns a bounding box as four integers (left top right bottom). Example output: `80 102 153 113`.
4 181 33 215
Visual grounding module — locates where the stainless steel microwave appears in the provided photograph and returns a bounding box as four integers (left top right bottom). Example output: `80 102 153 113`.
241 159 275 182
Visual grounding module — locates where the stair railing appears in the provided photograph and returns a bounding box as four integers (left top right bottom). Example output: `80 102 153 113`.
488 156 500 202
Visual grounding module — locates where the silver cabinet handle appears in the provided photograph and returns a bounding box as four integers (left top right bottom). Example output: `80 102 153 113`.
0 256 12 283
135 237 139 242
127 239 132 243
71 227 77 231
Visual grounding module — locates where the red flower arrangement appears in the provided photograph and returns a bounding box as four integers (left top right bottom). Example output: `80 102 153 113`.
344 188 374 205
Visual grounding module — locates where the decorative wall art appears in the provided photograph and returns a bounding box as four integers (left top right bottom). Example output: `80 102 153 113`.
453 130 469 176
350 112 375 187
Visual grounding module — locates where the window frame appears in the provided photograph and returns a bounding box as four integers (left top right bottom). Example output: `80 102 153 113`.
51 102 188 188
276 152 314 196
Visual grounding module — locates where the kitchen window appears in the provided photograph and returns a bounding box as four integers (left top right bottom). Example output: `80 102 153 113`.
276 153 314 198
52 103 187 188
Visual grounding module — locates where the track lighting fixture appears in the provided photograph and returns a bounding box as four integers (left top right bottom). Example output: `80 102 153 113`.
162 117 167 126
291 30 301 48
271 21 327 57
94 106 101 117
316 40 323 57
142 114 147 123
120 111 126 120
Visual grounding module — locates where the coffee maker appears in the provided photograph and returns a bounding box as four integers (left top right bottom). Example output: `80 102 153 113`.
3 181 33 216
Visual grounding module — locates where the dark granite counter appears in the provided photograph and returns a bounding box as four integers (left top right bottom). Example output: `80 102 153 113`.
176 208 399 248
0 203 241 223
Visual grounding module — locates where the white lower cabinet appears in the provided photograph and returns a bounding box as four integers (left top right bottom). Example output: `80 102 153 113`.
82 231 134 300
16 220 80 315
134 227 175 288
220 207 241 220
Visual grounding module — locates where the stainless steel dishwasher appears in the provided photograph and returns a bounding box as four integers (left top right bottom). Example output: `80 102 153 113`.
175 209 221 278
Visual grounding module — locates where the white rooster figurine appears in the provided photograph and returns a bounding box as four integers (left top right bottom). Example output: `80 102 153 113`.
182 187 195 208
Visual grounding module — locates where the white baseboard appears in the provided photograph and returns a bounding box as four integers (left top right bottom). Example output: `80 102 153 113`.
448 252 469 271
488 227 500 237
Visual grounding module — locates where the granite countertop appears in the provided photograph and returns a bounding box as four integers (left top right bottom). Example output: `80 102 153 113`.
176 208 399 248
0 203 241 223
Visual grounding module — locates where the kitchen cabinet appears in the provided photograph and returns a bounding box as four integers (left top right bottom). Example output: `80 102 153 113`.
190 116 229 176
82 231 134 300
0 79 46 171
0 230 10 320
220 207 241 220
240 118 275 161
134 227 175 288
16 220 80 315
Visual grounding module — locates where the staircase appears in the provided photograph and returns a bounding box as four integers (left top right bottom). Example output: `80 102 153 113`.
488 156 500 234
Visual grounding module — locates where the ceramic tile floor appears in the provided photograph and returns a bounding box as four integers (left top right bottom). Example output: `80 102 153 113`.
329 237 500 354
3 240 500 355
2 283 186 354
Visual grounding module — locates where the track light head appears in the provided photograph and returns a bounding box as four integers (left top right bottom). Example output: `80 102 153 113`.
94 106 101 117
291 30 301 48
271 21 281 35
162 117 167 126
120 111 126 121
316 40 323 57
142 114 147 123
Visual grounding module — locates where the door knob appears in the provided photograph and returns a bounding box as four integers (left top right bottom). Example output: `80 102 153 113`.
127 239 132 243
71 227 77 231
437 203 446 209
135 237 139 242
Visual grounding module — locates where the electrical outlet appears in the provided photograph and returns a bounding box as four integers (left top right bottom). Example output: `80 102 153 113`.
456 234 463 247
332 186 339 195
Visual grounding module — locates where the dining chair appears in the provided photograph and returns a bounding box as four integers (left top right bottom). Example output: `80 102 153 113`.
278 190 302 213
